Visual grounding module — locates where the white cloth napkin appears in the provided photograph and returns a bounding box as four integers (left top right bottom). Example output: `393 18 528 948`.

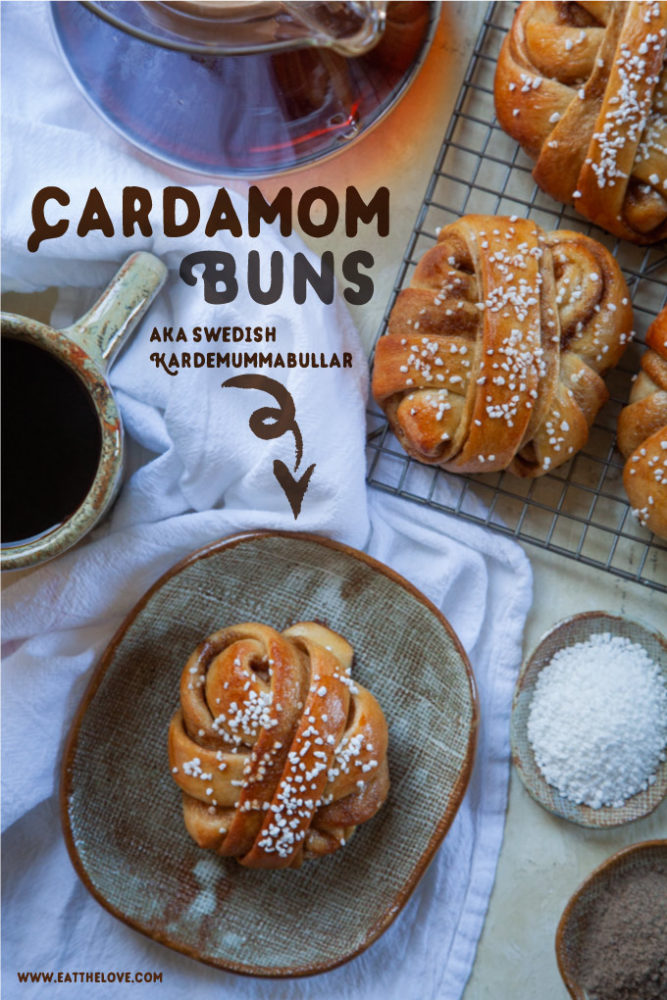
1 5 533 999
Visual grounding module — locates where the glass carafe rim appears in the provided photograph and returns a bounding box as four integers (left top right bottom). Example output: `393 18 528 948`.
79 0 388 57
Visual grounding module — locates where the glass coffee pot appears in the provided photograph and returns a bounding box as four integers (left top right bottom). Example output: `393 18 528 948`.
51 0 436 176
101 2 390 57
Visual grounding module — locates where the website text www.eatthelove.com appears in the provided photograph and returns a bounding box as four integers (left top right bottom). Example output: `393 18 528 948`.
17 970 163 985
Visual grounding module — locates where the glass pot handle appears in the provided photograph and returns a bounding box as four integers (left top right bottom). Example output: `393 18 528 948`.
283 1 388 57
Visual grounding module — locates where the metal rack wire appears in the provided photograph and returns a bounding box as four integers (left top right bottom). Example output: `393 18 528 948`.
367 1 667 592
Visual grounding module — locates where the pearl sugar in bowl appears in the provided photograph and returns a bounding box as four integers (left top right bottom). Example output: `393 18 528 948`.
511 613 667 828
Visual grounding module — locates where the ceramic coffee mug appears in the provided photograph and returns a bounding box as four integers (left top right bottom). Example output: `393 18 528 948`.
1 251 167 571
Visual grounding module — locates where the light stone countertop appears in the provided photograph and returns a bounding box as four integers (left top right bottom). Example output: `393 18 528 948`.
3 3 666 999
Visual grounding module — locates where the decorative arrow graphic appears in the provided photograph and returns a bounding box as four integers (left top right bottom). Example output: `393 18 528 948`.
221 374 316 519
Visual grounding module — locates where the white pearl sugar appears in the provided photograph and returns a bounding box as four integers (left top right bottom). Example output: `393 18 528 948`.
527 633 667 809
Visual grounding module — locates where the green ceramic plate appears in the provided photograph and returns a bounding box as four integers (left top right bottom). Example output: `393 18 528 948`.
62 531 478 977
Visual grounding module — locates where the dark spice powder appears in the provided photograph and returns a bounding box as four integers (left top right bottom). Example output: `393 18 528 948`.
573 861 667 1000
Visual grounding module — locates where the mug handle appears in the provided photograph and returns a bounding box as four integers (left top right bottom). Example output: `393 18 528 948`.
62 252 167 372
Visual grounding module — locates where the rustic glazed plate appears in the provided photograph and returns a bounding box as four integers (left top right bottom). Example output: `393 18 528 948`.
61 531 478 977
555 839 667 999
511 612 667 828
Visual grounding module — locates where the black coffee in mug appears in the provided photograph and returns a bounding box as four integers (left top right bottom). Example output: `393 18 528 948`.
1 336 103 544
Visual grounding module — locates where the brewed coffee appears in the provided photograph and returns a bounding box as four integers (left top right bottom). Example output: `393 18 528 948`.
52 1 433 176
1 337 102 544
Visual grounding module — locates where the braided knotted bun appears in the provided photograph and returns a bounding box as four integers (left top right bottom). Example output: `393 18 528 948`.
495 1 667 244
372 215 633 477
168 622 389 869
617 307 667 537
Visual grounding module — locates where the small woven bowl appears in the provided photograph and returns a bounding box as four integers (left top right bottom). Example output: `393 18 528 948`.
510 612 667 828
556 839 667 999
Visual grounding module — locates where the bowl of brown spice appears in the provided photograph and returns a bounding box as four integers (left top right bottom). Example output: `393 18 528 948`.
556 839 667 1000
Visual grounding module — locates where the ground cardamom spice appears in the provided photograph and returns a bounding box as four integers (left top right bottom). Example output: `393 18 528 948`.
573 862 667 1000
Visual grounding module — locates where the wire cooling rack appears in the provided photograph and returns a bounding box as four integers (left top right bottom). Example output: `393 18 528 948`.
367 1 667 591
